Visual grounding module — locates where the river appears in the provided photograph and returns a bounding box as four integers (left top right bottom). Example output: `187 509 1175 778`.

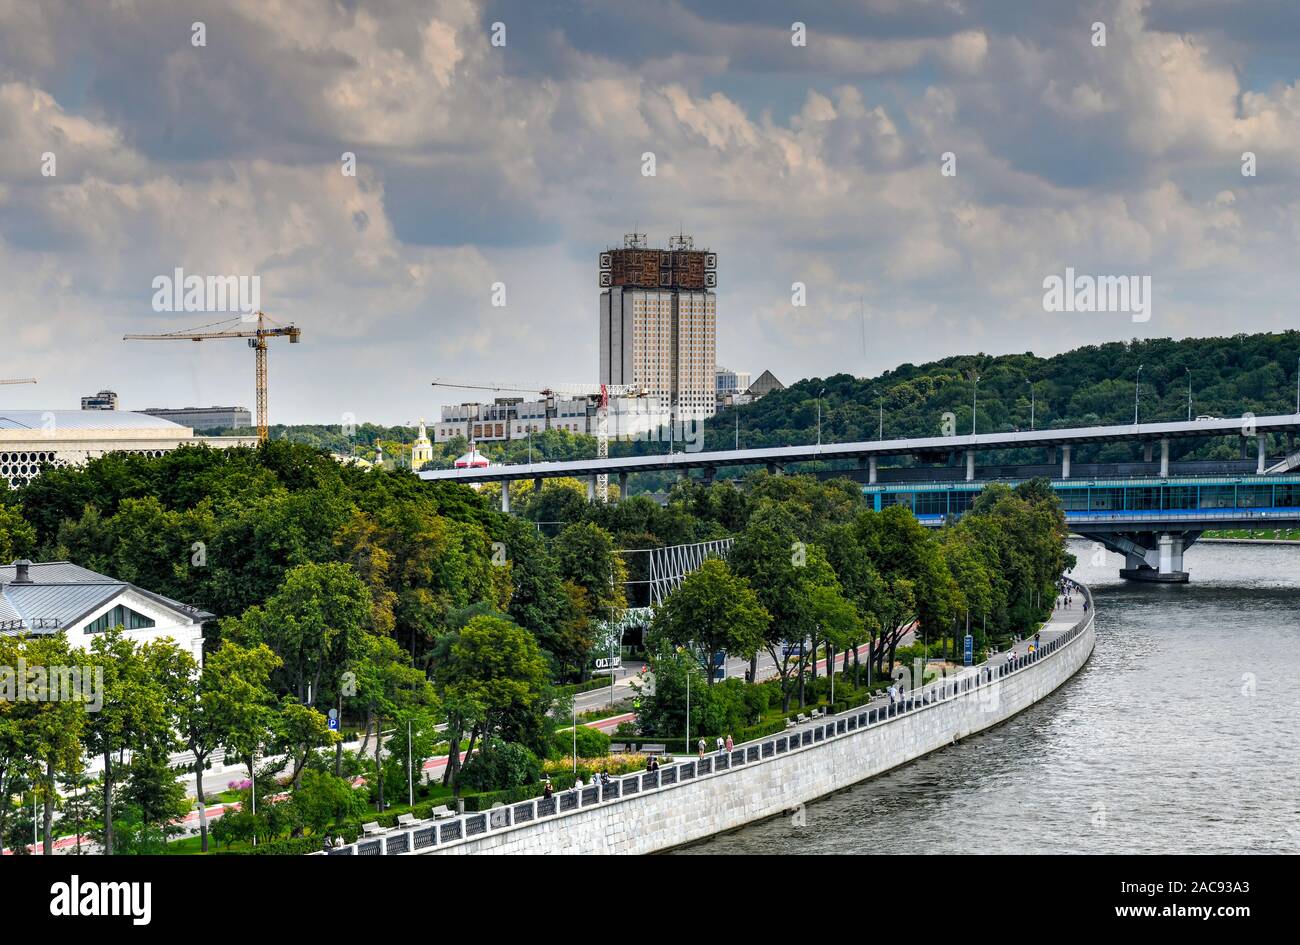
676 539 1300 854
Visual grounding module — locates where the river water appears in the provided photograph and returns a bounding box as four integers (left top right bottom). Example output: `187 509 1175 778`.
677 539 1300 855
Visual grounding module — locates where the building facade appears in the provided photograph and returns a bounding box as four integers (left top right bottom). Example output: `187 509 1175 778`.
80 390 119 411
1 410 257 489
0 560 211 664
139 406 253 430
434 395 664 445
599 233 717 423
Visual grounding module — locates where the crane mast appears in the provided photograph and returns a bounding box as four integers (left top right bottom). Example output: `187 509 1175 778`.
124 311 301 443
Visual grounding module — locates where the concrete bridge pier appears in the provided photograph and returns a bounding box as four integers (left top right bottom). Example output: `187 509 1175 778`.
702 467 716 485
500 480 511 513
869 456 878 484
965 449 975 482
1257 435 1267 474
767 462 784 476
587 474 597 501
533 477 542 494
1086 530 1196 583
1061 445 1071 479
1160 438 1170 477
618 472 628 499
1143 441 1154 463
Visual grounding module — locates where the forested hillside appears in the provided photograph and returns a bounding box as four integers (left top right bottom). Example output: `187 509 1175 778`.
707 331 1300 462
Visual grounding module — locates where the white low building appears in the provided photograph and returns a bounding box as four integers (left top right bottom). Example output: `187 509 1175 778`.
0 560 210 663
0 410 257 488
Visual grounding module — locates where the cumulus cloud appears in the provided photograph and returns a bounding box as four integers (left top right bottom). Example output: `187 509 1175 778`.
0 0 1297 423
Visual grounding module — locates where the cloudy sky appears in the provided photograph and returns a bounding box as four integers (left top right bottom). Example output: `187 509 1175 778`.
1 0 1297 425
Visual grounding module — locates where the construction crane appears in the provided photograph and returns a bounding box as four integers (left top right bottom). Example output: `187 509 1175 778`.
430 377 648 501
124 311 301 443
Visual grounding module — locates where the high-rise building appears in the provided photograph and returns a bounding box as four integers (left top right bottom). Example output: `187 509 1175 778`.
715 367 751 400
599 233 717 423
81 390 119 410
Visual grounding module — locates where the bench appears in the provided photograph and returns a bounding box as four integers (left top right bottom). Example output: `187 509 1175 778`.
361 821 385 837
396 813 422 827
609 743 626 754
784 718 796 729
433 806 457 820
796 713 809 724
641 743 667 756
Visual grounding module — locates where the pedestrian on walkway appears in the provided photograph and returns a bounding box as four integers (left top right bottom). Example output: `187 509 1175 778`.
716 735 725 755
725 734 734 753
697 738 706 759
543 778 553 800
1034 632 1041 649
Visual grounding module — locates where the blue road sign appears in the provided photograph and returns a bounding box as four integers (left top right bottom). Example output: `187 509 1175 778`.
963 634 974 666
328 717 340 731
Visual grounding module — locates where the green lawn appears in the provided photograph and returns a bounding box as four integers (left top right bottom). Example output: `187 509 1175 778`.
1203 528 1300 540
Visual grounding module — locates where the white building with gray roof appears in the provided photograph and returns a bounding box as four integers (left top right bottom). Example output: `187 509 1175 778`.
0 560 211 663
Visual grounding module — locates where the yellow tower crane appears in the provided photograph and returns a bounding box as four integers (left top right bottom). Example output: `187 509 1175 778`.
124 311 301 443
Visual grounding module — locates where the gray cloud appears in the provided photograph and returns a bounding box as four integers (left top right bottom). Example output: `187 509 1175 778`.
0 0 1297 425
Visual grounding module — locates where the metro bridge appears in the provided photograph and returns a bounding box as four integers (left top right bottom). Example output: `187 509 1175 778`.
865 472 1300 583
419 412 1300 583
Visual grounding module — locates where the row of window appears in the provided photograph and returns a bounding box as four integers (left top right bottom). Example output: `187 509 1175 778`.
881 483 1300 516
84 604 156 635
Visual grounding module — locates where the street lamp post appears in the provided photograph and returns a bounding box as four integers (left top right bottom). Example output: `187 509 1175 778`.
877 393 884 440
1025 378 1035 430
1186 367 1192 421
817 388 825 447
407 717 414 807
676 645 690 754
972 375 980 436
1134 364 1144 425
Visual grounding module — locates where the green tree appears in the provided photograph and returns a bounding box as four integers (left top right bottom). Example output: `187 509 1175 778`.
226 561 372 706
649 558 769 683
81 628 172 855
433 615 548 794
173 641 280 852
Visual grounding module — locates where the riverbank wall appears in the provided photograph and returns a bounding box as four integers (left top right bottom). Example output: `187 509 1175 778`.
333 590 1095 856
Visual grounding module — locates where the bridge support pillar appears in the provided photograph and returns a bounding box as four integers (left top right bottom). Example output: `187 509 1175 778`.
1143 441 1154 463
703 467 716 484
587 474 597 501
1047 446 1057 464
1257 435 1266 474
1061 445 1071 479
533 477 542 494
1159 438 1169 477
869 456 878 484
1084 531 1197 583
676 468 687 482
618 472 628 499
965 449 975 482
500 480 511 514
766 462 783 476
